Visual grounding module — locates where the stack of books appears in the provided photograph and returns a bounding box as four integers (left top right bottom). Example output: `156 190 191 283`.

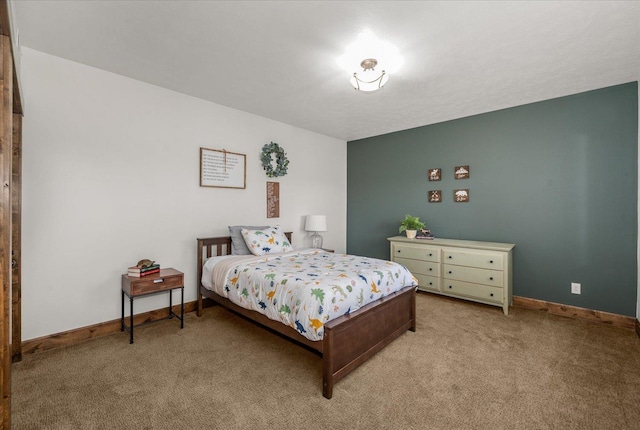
416 229 435 240
127 263 160 277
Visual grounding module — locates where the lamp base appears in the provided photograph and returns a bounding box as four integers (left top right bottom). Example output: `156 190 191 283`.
310 232 323 249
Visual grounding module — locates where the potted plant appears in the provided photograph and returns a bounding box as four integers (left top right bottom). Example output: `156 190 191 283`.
399 214 425 239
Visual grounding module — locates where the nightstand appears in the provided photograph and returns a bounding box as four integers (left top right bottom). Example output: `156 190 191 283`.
121 268 184 344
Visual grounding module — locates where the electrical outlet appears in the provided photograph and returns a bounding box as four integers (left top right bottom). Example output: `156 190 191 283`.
571 282 581 294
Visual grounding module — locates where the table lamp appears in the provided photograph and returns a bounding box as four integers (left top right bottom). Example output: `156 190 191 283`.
305 215 327 249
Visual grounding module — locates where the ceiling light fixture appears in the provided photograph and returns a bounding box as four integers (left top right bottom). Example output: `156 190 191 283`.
351 58 388 92
337 30 402 92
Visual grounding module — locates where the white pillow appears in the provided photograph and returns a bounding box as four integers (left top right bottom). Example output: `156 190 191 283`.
228 225 270 255
241 226 293 256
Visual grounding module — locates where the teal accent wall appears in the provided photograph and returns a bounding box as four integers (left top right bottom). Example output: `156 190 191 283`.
347 82 638 316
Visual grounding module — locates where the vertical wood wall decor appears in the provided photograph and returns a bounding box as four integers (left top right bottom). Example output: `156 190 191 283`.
266 181 280 218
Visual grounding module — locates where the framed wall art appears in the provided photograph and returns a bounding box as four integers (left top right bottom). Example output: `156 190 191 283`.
428 190 442 202
454 165 469 179
200 147 246 189
454 189 469 202
428 168 441 181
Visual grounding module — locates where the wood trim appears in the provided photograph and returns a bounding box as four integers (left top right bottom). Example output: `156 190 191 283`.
0 1 21 115
0 1 20 426
513 296 635 330
21 299 215 356
0 3 8 38
635 319 640 339
10 113 19 363
10 67 19 114
0 34 11 430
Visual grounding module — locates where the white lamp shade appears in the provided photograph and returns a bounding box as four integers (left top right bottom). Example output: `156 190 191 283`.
305 215 327 232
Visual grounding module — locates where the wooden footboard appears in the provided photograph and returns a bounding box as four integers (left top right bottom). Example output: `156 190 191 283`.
322 285 416 398
196 235 416 399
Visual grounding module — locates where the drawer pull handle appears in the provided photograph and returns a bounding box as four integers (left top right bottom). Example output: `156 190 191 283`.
490 293 494 297
429 253 432 256
397 250 401 253
489 277 494 281
448 271 452 274
448 256 452 259
153 279 164 284
429 268 432 271
448 285 452 289
429 282 433 286
489 260 494 264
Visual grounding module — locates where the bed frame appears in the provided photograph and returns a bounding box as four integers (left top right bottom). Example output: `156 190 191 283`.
196 233 416 399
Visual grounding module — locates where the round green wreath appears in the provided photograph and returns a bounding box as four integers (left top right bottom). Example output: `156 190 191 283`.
260 142 289 178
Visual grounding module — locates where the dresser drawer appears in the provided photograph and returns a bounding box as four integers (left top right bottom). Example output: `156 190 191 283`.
443 249 504 270
443 264 503 287
395 257 440 277
124 271 184 296
414 274 440 292
442 279 503 304
393 244 440 262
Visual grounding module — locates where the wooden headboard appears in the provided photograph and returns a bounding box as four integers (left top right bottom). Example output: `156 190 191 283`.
196 232 293 313
196 232 292 260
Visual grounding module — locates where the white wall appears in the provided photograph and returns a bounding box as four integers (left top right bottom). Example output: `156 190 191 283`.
20 48 347 341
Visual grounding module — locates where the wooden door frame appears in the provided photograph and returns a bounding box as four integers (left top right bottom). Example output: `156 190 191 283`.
0 0 23 428
11 112 21 364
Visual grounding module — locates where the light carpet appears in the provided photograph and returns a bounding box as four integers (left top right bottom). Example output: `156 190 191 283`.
11 293 640 429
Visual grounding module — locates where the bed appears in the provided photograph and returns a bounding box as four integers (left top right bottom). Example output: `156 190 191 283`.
196 230 417 398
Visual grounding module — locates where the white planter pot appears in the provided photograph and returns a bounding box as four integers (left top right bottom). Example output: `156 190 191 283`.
405 230 417 239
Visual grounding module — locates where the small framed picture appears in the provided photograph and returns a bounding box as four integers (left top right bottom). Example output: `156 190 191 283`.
428 190 442 202
454 189 469 202
455 165 470 179
428 168 441 181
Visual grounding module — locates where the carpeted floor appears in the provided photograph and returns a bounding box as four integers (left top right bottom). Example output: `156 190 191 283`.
11 292 640 429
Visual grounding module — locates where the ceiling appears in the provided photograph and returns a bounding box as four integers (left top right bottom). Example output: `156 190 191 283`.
10 0 640 142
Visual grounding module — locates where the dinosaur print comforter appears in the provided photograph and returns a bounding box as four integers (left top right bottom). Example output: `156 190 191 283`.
204 249 417 342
